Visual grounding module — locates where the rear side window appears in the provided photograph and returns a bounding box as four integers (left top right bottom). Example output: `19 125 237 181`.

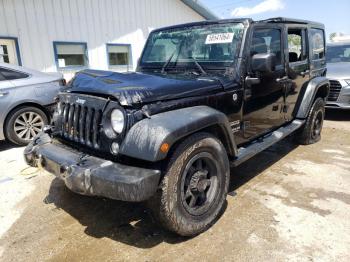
0 67 29 80
311 29 325 60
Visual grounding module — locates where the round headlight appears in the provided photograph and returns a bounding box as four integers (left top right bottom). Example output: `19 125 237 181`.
111 109 124 134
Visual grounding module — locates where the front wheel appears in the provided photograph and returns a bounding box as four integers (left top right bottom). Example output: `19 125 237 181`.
294 97 325 145
5 106 48 146
149 132 230 236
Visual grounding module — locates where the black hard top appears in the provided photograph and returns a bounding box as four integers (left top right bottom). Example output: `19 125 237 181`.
152 17 324 32
258 17 324 28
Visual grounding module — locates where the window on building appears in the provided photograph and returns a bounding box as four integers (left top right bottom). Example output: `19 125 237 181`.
54 42 88 68
288 29 308 63
0 67 28 80
310 29 325 60
107 44 132 70
251 28 282 65
0 38 21 65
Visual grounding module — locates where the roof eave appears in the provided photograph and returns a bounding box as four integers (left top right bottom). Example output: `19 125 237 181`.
180 0 218 20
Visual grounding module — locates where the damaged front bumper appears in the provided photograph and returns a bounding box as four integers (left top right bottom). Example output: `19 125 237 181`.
24 133 161 202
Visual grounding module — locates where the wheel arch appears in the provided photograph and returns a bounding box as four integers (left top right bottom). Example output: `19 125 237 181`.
119 106 238 162
296 77 330 119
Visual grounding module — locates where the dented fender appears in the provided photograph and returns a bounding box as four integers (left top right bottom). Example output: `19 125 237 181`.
119 106 237 162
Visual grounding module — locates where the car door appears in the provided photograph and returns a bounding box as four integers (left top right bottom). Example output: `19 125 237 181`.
284 26 311 120
0 68 16 120
242 24 286 140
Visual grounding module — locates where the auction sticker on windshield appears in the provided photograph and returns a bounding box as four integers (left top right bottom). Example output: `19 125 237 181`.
205 33 234 44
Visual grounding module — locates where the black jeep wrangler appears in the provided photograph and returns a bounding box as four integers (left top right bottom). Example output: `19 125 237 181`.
24 17 329 236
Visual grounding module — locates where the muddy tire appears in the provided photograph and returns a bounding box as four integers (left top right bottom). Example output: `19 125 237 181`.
149 132 230 236
5 106 48 146
294 97 325 145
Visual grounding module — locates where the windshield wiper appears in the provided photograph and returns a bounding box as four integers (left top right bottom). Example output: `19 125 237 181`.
188 56 207 75
161 50 177 74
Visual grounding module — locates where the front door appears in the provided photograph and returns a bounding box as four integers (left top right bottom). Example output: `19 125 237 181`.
0 39 19 65
284 27 310 121
242 25 286 141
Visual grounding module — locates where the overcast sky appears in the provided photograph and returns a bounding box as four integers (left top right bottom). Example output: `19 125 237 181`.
200 0 350 41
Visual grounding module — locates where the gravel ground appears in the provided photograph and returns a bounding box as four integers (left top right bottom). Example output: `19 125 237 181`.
0 109 349 262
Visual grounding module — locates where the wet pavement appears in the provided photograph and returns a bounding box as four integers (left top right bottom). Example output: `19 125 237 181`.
0 109 349 261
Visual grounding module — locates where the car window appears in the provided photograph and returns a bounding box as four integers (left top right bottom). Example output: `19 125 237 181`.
310 28 325 60
288 29 308 63
327 44 350 63
251 28 282 65
0 67 29 80
0 72 5 81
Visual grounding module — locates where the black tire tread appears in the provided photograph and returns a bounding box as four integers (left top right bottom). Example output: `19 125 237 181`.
148 132 229 236
294 97 325 145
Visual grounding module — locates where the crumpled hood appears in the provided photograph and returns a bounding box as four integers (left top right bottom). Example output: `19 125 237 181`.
68 69 223 105
327 62 350 80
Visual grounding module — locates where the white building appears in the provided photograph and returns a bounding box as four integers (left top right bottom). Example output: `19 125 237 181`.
0 0 216 79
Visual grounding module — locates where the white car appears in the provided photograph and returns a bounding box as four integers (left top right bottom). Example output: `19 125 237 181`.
0 63 64 145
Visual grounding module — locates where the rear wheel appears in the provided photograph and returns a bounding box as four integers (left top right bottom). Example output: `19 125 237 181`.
294 97 325 145
5 106 48 146
149 132 230 236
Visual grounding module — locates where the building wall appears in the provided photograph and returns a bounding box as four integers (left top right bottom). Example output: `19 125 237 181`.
0 0 204 78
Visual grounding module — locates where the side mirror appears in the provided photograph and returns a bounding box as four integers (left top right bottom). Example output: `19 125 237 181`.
251 53 276 73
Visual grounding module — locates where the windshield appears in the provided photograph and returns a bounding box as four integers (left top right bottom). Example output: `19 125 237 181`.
140 23 245 71
327 44 350 63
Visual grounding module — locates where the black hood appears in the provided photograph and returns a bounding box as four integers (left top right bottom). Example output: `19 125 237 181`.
68 69 225 106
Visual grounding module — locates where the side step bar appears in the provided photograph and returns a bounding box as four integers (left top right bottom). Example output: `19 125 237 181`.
231 119 305 167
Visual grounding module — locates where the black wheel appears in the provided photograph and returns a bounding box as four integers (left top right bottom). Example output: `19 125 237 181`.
149 132 230 236
294 97 325 145
5 106 48 146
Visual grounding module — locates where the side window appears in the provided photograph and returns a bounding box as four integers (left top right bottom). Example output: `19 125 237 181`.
311 29 325 60
288 29 308 63
0 72 5 81
0 67 28 80
251 28 282 65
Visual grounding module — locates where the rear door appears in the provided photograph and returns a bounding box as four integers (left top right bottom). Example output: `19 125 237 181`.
284 26 311 120
242 24 286 140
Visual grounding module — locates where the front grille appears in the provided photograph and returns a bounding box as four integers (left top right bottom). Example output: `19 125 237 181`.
327 80 342 102
59 102 102 149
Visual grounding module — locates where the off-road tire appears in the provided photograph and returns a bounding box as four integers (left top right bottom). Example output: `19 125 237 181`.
149 132 230 236
294 97 325 145
5 106 48 146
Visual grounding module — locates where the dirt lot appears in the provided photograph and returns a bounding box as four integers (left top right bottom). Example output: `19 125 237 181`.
0 110 349 262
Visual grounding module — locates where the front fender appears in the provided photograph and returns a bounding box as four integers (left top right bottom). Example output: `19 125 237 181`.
119 106 237 162
296 77 330 119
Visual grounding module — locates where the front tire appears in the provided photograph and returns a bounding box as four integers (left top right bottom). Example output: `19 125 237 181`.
294 97 325 145
5 106 48 146
149 132 230 236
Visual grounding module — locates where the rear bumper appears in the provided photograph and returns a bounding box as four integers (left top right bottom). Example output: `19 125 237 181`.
24 133 161 202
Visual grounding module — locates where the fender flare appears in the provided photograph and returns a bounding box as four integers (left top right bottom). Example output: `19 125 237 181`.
119 106 237 162
296 77 330 119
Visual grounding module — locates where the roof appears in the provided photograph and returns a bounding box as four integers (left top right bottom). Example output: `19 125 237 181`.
180 0 218 20
151 16 325 33
258 17 324 28
152 18 250 33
